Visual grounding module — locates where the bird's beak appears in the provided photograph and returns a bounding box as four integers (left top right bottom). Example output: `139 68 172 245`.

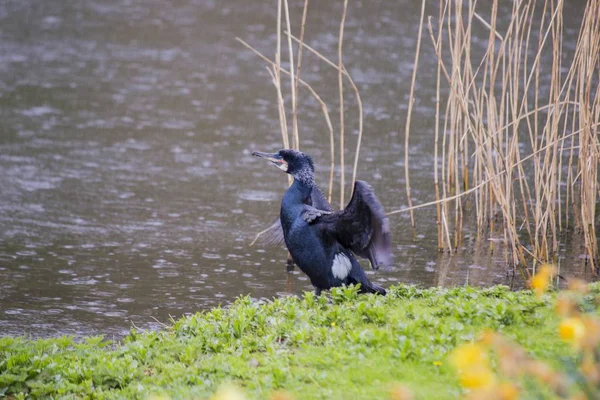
252 151 288 172
252 151 281 162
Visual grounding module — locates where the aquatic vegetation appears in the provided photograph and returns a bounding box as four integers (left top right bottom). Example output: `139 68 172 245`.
405 0 600 271
1 283 596 399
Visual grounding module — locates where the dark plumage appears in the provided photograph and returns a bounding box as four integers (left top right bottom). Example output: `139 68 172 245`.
252 149 391 295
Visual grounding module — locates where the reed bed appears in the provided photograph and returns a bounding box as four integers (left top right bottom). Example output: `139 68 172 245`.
241 0 600 273
415 0 600 272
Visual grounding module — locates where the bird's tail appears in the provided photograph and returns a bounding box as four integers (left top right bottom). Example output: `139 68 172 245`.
359 280 387 296
348 259 386 295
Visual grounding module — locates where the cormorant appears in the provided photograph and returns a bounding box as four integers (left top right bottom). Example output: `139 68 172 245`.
252 149 391 295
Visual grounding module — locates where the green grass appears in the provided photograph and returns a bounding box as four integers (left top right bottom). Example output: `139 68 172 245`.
1 284 595 399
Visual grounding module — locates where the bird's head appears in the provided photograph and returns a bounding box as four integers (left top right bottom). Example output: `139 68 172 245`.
252 149 315 185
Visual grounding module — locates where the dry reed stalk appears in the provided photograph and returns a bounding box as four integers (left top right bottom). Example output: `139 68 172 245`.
427 2 453 251
274 0 287 149
431 2 449 250
266 66 291 190
345 68 364 194
273 0 290 148
338 0 348 208
293 0 310 152
282 0 299 150
273 0 292 188
270 65 289 151
404 0 427 229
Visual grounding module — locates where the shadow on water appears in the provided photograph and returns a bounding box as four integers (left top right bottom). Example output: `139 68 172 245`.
0 0 594 338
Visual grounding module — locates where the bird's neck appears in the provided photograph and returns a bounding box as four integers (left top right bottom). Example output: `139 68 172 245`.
289 178 313 199
280 171 315 210
280 179 313 233
281 179 313 211
292 168 315 188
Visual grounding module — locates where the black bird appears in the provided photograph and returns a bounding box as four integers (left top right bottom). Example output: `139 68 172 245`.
252 149 391 295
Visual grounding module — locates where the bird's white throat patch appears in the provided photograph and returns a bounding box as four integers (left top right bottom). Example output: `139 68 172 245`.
332 253 352 280
277 161 288 172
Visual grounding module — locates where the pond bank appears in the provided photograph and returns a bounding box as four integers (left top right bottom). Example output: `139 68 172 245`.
1 284 592 399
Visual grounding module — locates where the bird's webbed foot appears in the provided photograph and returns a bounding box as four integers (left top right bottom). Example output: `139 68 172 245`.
302 207 332 223
314 287 322 296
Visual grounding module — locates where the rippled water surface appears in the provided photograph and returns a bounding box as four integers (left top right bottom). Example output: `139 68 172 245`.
0 0 593 338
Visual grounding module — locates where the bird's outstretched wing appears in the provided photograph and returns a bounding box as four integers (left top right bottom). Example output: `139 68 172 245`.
306 180 391 269
309 185 333 211
252 217 286 246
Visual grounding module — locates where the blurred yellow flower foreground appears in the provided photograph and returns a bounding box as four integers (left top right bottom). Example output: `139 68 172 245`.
529 264 555 297
450 343 495 390
559 317 586 348
448 266 600 399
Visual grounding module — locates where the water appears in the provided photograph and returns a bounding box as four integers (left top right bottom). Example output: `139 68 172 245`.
0 0 592 338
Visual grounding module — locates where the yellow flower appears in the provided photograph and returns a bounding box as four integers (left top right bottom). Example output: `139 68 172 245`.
450 343 488 371
450 343 496 389
559 317 586 348
458 367 496 389
433 361 442 367
331 322 336 327
530 264 555 297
